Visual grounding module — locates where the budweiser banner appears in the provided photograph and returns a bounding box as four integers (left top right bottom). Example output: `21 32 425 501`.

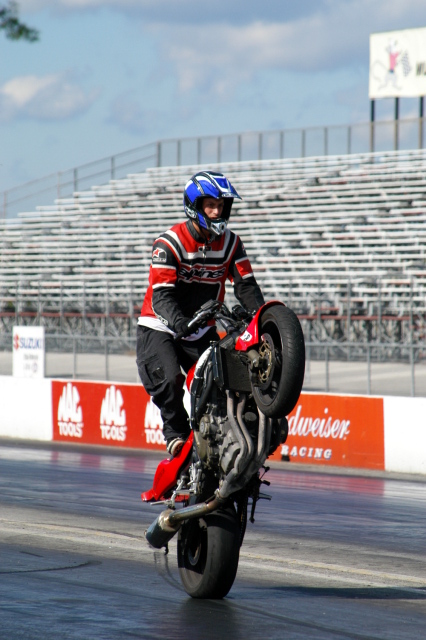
270 393 385 470
51 380 166 450
51 382 385 469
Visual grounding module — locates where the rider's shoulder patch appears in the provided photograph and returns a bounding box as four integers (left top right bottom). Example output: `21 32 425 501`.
152 247 167 263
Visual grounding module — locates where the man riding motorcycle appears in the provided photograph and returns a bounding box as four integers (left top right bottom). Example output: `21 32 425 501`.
137 170 265 456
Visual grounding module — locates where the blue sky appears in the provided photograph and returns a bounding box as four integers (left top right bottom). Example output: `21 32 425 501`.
1 0 426 192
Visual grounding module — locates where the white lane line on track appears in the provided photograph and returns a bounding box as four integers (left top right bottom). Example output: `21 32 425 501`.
240 552 426 587
239 560 426 594
0 520 153 553
2 519 425 591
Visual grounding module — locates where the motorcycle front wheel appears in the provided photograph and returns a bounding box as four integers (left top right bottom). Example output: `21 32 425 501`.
177 505 240 599
252 304 305 418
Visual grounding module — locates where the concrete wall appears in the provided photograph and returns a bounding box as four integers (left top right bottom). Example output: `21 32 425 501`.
0 376 424 475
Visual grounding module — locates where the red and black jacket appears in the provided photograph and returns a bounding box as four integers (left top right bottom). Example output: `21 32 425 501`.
140 220 264 333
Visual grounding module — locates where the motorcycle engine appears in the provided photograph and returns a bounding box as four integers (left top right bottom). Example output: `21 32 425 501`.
194 398 288 481
194 396 260 477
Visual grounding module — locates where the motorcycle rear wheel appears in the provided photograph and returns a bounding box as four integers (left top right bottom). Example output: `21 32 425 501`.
252 305 305 418
177 506 240 599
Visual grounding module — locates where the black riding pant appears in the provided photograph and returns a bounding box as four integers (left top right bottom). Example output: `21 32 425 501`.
136 325 218 444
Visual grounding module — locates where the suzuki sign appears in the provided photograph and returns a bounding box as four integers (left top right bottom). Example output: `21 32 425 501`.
13 326 45 379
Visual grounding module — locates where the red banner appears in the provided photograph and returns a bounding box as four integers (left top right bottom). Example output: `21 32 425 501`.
51 380 166 451
51 382 385 470
269 393 385 470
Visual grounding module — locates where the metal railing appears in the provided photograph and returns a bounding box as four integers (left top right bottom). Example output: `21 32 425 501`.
0 333 424 397
2 115 426 221
304 341 424 397
2 275 424 345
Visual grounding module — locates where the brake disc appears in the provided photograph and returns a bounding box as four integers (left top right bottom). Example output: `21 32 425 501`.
257 333 276 390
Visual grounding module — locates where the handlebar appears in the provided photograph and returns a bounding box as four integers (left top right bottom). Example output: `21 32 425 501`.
174 300 223 340
188 300 223 329
174 300 253 341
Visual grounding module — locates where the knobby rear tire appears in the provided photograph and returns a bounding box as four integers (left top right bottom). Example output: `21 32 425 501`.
252 305 305 418
177 505 240 599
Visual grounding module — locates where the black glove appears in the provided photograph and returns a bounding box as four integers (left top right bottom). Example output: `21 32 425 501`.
231 304 254 321
174 318 193 340
174 300 222 340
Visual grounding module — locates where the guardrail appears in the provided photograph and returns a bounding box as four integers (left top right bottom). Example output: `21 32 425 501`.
0 333 424 397
304 341 424 397
2 115 426 220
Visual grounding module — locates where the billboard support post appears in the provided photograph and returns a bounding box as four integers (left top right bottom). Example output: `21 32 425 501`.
370 99 375 153
394 97 399 151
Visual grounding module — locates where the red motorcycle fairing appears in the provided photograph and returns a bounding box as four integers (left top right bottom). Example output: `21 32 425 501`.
141 300 285 504
141 433 194 502
235 300 285 352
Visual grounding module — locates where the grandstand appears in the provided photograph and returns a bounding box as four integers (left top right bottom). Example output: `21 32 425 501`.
0 148 425 350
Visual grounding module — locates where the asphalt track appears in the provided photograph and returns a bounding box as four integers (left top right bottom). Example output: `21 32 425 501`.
0 442 425 640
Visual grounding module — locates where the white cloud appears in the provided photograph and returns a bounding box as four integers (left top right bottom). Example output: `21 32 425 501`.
2 75 55 108
16 1 426 113
0 73 99 121
19 0 426 98
152 0 426 98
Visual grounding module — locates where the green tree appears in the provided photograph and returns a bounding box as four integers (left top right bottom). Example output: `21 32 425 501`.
0 1 39 42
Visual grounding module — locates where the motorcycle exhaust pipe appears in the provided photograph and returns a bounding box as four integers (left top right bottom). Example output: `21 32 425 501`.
145 497 223 549
145 509 179 549
217 410 271 500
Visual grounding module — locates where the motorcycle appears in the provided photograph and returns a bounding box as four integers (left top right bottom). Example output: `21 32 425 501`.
141 299 305 599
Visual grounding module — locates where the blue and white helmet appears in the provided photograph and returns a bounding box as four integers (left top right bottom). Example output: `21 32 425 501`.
183 170 241 237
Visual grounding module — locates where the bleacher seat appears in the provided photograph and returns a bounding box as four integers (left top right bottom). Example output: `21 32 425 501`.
0 149 425 338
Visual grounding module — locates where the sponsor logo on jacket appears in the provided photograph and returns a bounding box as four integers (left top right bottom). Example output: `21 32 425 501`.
178 266 226 281
152 248 167 262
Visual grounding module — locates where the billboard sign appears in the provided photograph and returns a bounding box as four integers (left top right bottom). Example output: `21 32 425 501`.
13 326 45 378
369 27 426 98
51 380 166 450
50 382 386 466
270 393 385 470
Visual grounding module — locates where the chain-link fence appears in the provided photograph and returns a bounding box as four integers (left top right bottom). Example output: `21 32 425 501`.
0 332 424 397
